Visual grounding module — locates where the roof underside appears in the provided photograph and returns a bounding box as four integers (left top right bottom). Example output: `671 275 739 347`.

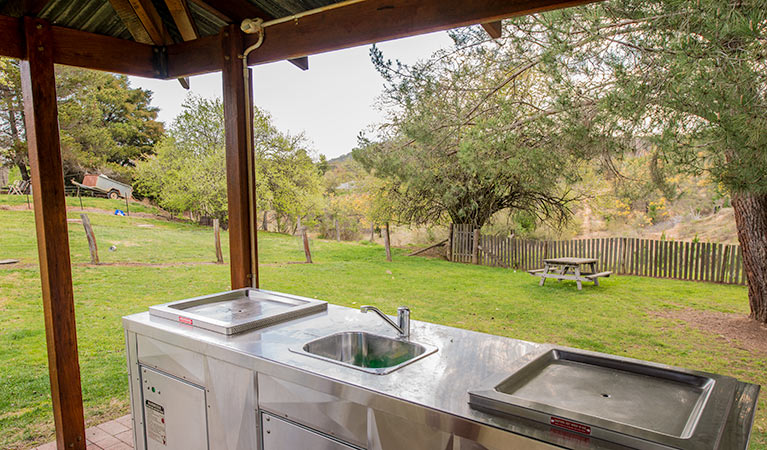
0 0 346 43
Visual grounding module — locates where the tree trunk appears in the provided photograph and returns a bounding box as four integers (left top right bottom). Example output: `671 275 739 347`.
732 192 767 323
261 210 268 231
370 223 375 242
7 107 30 181
384 222 392 262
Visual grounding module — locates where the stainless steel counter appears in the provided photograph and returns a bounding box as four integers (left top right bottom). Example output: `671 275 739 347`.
123 294 759 450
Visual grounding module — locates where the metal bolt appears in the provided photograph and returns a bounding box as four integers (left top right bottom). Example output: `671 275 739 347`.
224 55 230 61
224 32 229 37
154 48 159 53
36 24 42 29
37 46 44 52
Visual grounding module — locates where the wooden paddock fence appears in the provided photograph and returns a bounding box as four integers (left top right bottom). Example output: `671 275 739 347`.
449 224 746 285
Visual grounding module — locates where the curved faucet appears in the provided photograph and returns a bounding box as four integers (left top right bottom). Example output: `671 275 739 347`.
360 305 410 339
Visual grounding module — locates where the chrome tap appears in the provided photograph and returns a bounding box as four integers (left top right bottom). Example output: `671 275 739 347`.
360 305 410 339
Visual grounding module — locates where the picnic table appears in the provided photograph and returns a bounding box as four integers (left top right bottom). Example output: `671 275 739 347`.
528 257 612 290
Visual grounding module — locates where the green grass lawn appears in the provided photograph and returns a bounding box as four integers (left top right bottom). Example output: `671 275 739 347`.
0 206 764 449
0 194 169 217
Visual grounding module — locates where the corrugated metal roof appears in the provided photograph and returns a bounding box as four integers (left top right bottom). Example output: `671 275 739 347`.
2 0 347 43
40 0 132 39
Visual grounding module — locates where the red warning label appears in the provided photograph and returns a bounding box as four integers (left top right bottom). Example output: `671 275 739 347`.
178 316 193 325
550 416 592 435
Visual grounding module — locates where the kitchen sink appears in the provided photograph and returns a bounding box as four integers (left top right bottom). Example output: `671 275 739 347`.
293 331 437 375
469 347 739 449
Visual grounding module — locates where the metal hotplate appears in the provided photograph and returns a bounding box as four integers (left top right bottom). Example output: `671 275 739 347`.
469 347 738 450
149 288 327 335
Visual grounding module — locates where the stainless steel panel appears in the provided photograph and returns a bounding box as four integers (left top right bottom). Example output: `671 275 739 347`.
294 331 437 375
261 413 359 450
138 335 206 385
124 298 759 450
141 366 208 450
469 347 738 450
205 358 258 450
258 373 367 448
125 331 145 450
149 288 327 335
367 407 452 450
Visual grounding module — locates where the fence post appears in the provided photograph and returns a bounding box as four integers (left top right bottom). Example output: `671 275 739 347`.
213 219 224 263
301 226 313 264
384 222 392 262
81 214 99 264
471 229 480 264
446 223 454 261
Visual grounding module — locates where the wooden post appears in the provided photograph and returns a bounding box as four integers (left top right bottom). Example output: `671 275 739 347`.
471 228 480 264
80 214 99 264
124 195 130 216
302 227 313 264
222 24 257 288
261 210 268 231
213 219 224 263
384 222 392 262
21 17 86 450
446 223 453 261
370 223 375 242
334 216 341 241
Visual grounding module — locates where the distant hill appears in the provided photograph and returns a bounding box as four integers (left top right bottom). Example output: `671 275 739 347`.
327 152 352 166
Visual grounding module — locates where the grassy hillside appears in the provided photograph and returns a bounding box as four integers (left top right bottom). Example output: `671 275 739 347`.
0 205 764 449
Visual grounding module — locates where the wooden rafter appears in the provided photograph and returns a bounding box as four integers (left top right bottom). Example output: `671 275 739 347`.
108 0 191 86
189 0 271 24
0 0 51 16
166 0 596 78
165 0 199 41
482 21 503 39
1 14 160 78
188 0 309 71
109 0 153 43
244 0 596 66
108 0 169 45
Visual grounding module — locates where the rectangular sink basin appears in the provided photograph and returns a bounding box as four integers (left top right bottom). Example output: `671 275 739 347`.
469 347 738 449
292 331 437 375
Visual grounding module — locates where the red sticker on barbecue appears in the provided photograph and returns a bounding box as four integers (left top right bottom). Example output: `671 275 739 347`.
178 316 193 325
550 417 591 435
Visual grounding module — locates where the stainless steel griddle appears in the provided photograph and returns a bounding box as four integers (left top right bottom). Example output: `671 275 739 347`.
149 288 327 335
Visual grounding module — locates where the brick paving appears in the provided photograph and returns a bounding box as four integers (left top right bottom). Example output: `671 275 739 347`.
34 415 134 450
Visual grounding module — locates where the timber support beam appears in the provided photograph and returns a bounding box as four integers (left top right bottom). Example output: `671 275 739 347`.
20 16 86 450
221 25 258 289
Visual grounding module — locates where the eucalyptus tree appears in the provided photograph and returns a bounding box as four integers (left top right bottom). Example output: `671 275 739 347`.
355 41 596 230
479 0 767 322
0 58 163 182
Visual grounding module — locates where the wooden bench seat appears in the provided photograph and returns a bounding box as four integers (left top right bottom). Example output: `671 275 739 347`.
584 271 612 279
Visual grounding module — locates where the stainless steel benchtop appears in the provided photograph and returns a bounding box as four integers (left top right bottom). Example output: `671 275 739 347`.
124 299 759 449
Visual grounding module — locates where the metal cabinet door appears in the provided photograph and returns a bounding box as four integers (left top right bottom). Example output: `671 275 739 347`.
141 366 209 450
261 413 358 450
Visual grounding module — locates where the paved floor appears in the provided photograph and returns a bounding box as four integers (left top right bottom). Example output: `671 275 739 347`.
34 415 134 450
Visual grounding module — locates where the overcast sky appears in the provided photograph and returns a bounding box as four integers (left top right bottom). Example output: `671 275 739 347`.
128 31 453 160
